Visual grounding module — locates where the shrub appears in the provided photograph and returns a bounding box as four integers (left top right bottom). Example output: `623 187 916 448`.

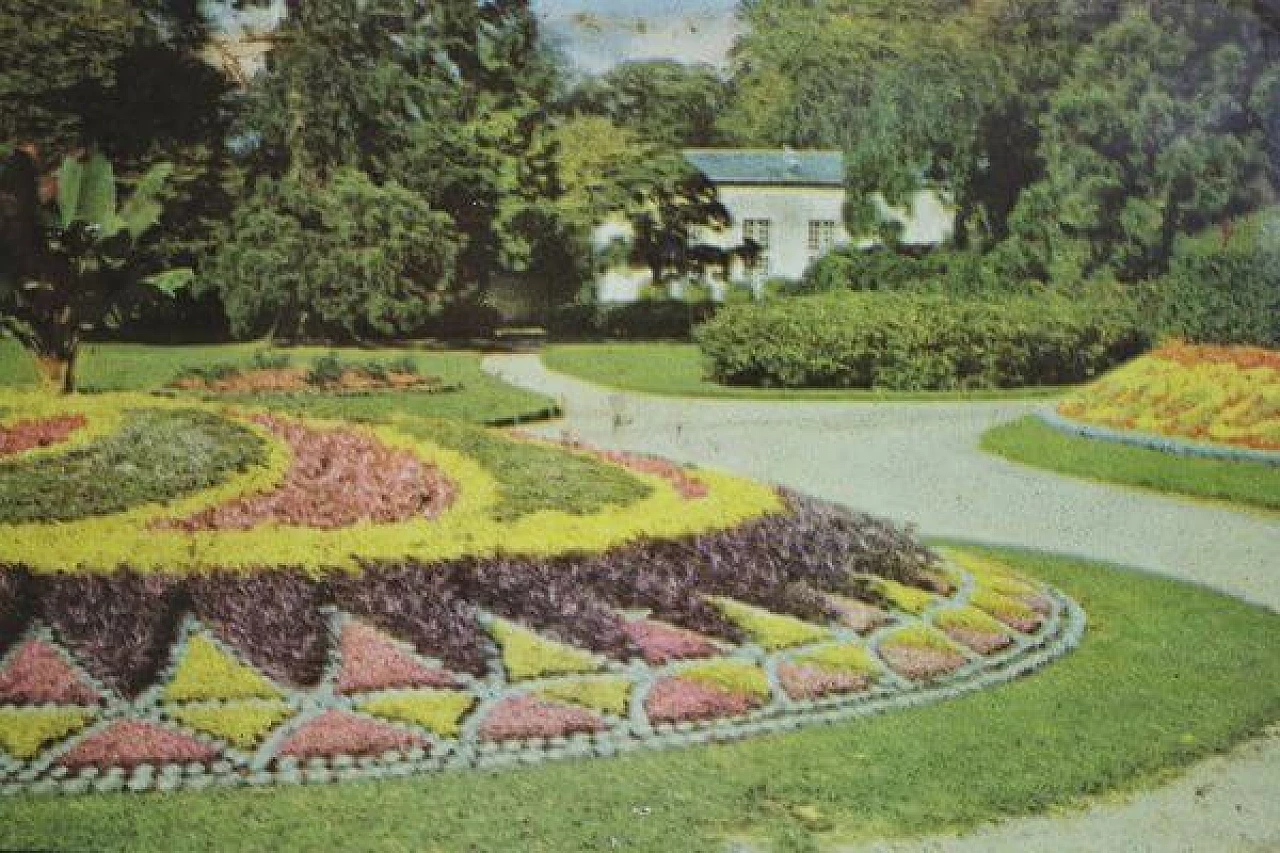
694 291 1148 390
548 300 719 340
306 352 345 386
1149 210 1280 348
251 350 292 371
800 248 1010 297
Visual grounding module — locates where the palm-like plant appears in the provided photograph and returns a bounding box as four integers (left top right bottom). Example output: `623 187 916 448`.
0 148 189 392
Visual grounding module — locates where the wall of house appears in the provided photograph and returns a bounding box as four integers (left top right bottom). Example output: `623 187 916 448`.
693 185 851 286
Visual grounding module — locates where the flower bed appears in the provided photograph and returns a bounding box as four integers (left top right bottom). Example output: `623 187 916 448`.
0 392 1083 794
0 415 86 457
1056 342 1280 452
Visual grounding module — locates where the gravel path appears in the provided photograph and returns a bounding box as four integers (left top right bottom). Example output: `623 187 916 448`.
484 353 1280 853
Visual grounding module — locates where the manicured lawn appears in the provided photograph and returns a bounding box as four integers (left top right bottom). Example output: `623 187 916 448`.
543 343 1067 401
4 547 1277 852
984 416 1280 512
0 339 557 425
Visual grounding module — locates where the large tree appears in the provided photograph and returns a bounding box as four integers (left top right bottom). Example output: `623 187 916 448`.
564 60 729 148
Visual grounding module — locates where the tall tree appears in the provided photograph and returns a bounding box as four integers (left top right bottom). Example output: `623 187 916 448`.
565 60 729 148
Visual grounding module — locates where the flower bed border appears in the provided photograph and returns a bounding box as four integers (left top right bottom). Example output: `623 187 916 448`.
0 560 1085 797
1035 410 1280 468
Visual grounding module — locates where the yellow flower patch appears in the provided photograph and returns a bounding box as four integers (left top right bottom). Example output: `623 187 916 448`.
164 636 284 703
358 691 476 737
536 677 633 716
0 708 94 760
712 598 831 651
488 620 603 682
170 700 292 750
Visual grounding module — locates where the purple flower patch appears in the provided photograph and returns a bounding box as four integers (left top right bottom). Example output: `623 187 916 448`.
477 696 607 742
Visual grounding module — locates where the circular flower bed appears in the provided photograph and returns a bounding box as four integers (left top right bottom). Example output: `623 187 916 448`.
0 392 1084 795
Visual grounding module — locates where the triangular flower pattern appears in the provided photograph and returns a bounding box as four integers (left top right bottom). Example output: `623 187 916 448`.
336 621 459 695
59 720 218 769
0 639 100 706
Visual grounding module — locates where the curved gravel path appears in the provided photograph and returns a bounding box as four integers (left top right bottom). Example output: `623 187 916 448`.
484 353 1280 853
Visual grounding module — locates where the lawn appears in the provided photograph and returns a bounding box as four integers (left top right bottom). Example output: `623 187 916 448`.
0 338 558 425
3 547 1277 852
984 416 1280 513
543 343 1068 401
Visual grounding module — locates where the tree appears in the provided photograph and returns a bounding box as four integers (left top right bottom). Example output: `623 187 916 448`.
0 149 187 392
565 60 729 148
201 170 459 341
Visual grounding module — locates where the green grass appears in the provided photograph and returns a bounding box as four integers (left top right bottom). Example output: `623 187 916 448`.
983 416 1280 512
4 547 1277 851
0 339 557 425
543 343 1069 401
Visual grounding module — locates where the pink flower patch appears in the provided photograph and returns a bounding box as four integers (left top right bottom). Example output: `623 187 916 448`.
991 612 1043 634
59 720 217 769
942 627 1012 656
1021 594 1053 616
0 640 100 706
593 450 709 499
0 415 86 457
336 622 459 695
880 645 967 681
645 677 757 724
623 619 720 665
160 416 456 531
777 663 869 701
277 711 427 759
477 696 607 742
826 597 893 633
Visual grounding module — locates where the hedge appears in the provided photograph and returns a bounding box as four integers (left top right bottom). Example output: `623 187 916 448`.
549 300 719 341
694 292 1148 390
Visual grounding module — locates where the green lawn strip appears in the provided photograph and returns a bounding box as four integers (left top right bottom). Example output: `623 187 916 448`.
5 547 1277 852
543 343 1068 401
0 341 558 426
393 418 652 521
983 416 1280 512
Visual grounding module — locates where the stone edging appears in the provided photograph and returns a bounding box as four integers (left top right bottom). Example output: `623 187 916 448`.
1035 411 1280 468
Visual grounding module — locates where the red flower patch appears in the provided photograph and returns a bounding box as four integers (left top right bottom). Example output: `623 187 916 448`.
0 640 100 706
59 720 217 769
942 627 1013 656
777 663 869 701
645 677 757 724
277 710 427 759
162 416 456 531
623 619 720 665
336 622 459 695
0 415 86 457
880 645 967 681
593 450 709 499
478 696 607 742
825 597 893 633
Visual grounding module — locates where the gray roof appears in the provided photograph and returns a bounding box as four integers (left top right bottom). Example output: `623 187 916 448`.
684 149 844 186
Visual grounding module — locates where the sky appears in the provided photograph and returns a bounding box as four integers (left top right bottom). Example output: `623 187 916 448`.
532 0 743 73
204 0 744 75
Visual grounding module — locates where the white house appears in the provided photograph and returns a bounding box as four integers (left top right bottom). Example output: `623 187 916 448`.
595 148 956 302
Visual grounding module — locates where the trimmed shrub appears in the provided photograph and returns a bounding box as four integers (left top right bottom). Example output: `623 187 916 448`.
1149 211 1280 348
694 292 1148 390
548 300 719 340
800 248 1009 297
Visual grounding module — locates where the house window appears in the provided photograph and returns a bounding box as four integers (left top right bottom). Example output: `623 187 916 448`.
743 218 772 281
808 220 838 256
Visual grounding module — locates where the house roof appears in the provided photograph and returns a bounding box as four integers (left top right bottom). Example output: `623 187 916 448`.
683 149 844 186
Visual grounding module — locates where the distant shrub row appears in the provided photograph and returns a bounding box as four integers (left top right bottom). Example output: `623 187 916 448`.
694 292 1148 391
549 300 719 341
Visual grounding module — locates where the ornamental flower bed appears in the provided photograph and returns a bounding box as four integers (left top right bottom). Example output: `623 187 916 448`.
0 414 86 457
1057 342 1280 452
0 391 1083 794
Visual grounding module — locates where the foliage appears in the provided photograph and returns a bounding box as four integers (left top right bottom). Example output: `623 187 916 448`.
169 700 293 750
1147 210 1280 348
712 598 831 651
695 291 1148 390
549 300 719 341
867 578 936 615
565 61 729 148
982 415 1280 511
969 589 1039 627
201 170 459 341
800 248 1009 297
0 408 267 525
358 691 476 738
934 607 1010 636
488 619 602 682
164 635 283 703
882 625 965 654
0 149 186 390
1057 342 1280 451
537 677 633 716
0 708 93 760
